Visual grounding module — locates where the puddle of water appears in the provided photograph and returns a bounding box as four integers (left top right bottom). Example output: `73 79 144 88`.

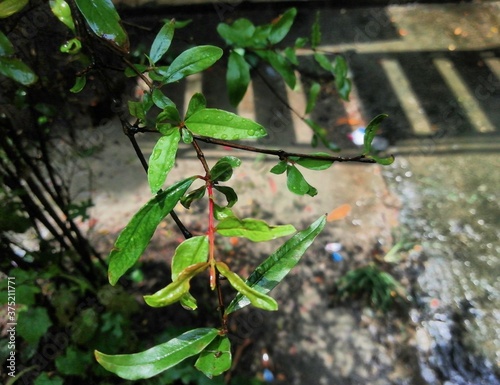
384 153 500 384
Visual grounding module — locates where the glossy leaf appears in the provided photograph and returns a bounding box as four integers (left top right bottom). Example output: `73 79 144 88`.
214 186 238 208
148 129 181 193
0 31 14 56
267 51 296 89
181 127 194 144
227 50 250 107
161 46 222 84
226 215 326 314
180 292 198 311
213 204 235 221
180 185 206 209
95 328 219 380
171 236 209 281
0 0 27 18
185 108 266 140
210 156 241 183
305 82 320 115
152 88 175 109
216 215 296 242
60 38 82 54
50 0 75 32
286 165 317 196
70 76 87 93
150 19 175 64
270 160 287 175
217 19 255 47
363 114 389 154
144 262 209 307
295 153 333 170
157 106 181 124
216 262 278 311
74 0 129 52
311 11 321 49
195 336 232 378
269 8 297 45
185 93 206 120
108 177 195 285
0 57 38 85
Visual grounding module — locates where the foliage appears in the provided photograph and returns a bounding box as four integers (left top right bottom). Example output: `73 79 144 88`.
0 0 397 383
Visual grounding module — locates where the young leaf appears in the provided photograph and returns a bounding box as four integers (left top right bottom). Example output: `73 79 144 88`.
0 0 28 18
214 185 238 208
227 50 251 107
266 51 296 89
95 328 219 380
216 216 296 242
286 165 317 196
269 8 297 45
70 76 87 93
363 114 389 154
171 236 209 281
195 336 232 378
148 129 181 193
225 215 326 314
49 0 75 32
216 262 278 311
181 127 194 143
161 46 223 84
74 0 129 52
150 19 175 64
216 19 255 47
295 153 333 170
311 11 321 49
185 108 266 140
152 88 175 109
108 177 195 285
0 57 38 85
185 93 207 120
270 160 287 175
144 262 209 307
305 82 320 115
157 105 181 124
213 204 236 221
180 185 206 209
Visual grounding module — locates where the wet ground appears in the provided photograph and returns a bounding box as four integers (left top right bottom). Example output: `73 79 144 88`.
78 1 500 384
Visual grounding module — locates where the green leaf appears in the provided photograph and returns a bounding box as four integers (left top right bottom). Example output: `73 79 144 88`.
0 31 14 56
128 100 146 121
213 204 235 221
108 177 195 285
60 38 82 54
150 19 175 64
269 8 297 45
0 0 27 18
214 185 238 208
286 165 317 196
171 236 209 281
305 82 320 115
180 292 198 311
0 57 37 85
148 129 181 193
217 19 255 47
161 45 222 84
34 373 64 385
180 185 206 209
157 105 181 124
266 51 296 89
17 307 52 344
195 336 232 378
152 88 175 109
227 50 251 107
304 118 340 152
181 127 194 144
226 215 326 314
144 262 209 307
185 108 266 140
49 0 75 32
313 52 333 72
95 328 219 380
270 160 287 175
70 76 87 93
333 55 351 101
366 153 395 165
216 216 296 242
210 156 241 183
74 0 128 51
124 63 148 78
295 37 308 48
216 262 278 311
311 11 321 49
284 46 298 66
363 114 389 154
295 153 333 170
185 92 207 120
55 346 92 376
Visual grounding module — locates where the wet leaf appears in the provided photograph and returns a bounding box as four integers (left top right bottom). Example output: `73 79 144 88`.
144 262 209 307
171 236 209 281
108 177 195 285
74 0 129 52
0 57 38 85
214 185 238 207
185 92 206 120
161 45 222 84
180 185 206 209
157 105 181 124
150 19 175 64
148 129 181 193
0 0 27 18
216 262 278 311
295 153 333 170
195 336 232 378
305 82 320 115
185 108 266 140
70 75 86 93
227 50 250 107
269 8 297 45
286 165 317 196
216 215 296 242
226 215 326 314
181 127 193 143
210 156 241 183
50 0 75 32
95 328 219 380
363 114 388 154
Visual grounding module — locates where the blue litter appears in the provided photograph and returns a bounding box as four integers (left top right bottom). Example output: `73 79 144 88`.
331 252 344 262
263 368 274 382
